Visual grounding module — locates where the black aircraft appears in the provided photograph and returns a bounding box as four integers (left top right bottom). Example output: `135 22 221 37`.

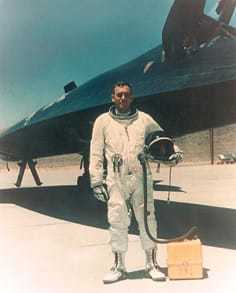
0 0 236 187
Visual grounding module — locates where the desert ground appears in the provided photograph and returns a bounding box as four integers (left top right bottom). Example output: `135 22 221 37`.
0 156 236 293
0 123 236 292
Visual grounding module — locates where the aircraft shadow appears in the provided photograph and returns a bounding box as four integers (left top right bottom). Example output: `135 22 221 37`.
0 184 235 249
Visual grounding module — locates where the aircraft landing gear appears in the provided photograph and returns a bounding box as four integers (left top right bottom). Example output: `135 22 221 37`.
15 159 42 187
77 153 90 188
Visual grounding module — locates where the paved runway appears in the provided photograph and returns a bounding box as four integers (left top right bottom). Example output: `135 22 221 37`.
0 164 235 292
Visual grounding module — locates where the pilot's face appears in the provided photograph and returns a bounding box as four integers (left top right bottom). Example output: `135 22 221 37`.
112 85 133 112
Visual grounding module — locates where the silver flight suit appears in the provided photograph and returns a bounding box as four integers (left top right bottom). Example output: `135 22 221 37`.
89 107 163 252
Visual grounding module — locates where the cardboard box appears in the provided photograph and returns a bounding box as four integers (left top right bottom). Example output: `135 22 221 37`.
167 239 203 280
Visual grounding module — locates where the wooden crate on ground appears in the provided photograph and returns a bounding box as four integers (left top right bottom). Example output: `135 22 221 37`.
167 239 203 280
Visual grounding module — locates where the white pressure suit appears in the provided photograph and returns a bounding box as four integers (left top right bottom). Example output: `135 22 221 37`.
89 106 163 253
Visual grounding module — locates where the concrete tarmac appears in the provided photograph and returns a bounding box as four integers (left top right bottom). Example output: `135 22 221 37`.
0 163 235 293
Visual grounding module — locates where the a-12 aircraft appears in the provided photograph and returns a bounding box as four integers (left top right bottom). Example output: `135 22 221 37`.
0 0 236 187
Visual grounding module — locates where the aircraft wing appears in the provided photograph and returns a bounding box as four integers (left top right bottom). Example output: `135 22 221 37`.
0 32 236 162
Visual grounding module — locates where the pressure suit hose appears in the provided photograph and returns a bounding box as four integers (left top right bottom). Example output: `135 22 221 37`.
138 152 198 244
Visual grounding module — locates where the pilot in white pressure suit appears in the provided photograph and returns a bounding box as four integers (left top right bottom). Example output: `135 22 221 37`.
89 81 182 284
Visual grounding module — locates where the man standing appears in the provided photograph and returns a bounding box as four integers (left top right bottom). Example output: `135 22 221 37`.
89 81 182 284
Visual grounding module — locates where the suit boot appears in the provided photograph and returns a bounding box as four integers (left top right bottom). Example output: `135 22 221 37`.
103 252 127 284
145 248 166 281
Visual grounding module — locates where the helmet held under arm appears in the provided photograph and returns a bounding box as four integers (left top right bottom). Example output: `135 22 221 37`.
145 131 183 165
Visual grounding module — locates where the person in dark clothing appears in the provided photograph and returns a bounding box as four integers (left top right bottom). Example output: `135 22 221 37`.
216 0 236 24
162 0 206 62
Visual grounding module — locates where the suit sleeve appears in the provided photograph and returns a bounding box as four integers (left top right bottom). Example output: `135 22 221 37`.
145 113 183 154
89 115 105 188
145 113 164 137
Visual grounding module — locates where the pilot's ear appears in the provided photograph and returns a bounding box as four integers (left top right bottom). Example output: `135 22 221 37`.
111 94 115 102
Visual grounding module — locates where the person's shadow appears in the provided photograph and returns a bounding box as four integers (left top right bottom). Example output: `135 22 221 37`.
117 266 209 281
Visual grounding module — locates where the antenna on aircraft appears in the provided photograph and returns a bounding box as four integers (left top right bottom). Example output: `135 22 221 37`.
64 81 77 93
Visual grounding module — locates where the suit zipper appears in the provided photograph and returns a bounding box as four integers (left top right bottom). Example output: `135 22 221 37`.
124 126 130 141
124 126 131 174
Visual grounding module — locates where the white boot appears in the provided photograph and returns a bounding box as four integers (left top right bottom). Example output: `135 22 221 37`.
145 248 166 281
103 252 127 284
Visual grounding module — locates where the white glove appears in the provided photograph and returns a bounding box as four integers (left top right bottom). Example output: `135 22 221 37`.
167 152 183 166
93 185 109 202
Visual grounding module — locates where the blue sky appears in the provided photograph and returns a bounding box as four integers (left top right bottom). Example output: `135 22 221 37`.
0 0 227 129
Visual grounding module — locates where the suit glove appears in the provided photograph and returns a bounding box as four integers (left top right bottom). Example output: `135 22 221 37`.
93 184 109 202
166 152 184 167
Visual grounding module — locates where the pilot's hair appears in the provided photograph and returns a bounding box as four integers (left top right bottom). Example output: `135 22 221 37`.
112 81 133 94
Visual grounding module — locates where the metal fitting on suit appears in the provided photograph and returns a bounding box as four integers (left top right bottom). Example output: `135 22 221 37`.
112 153 123 173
